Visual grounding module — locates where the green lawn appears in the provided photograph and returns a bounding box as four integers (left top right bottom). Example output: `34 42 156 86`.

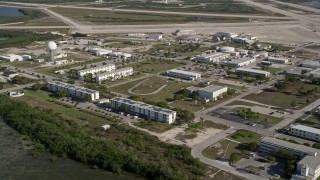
131 76 167 94
170 100 203 112
50 7 250 25
127 61 184 73
16 90 115 128
133 120 174 133
244 81 320 109
267 67 283 74
226 100 268 108
140 80 194 102
10 61 44 68
109 78 146 95
296 116 320 128
202 130 260 160
235 107 283 126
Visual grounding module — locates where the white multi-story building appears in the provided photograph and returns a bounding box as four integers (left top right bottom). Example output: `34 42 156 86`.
96 67 133 82
224 57 256 67
110 97 176 124
166 69 201 81
197 85 228 101
47 81 100 101
235 68 270 77
259 137 319 157
193 52 230 63
77 64 116 77
301 60 320 69
109 52 132 59
268 57 289 64
291 156 320 180
289 125 320 142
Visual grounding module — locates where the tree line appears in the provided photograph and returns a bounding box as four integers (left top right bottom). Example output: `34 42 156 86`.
0 95 205 179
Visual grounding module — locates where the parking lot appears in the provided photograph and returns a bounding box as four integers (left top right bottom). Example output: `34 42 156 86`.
208 107 267 128
234 152 286 180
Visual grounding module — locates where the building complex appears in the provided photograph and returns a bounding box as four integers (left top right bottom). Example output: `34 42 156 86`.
96 67 133 82
47 81 100 101
235 68 270 77
77 64 116 77
166 69 201 81
289 125 320 142
110 97 176 124
224 57 256 67
193 52 230 63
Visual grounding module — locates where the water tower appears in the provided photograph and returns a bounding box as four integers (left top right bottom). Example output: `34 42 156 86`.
47 41 57 62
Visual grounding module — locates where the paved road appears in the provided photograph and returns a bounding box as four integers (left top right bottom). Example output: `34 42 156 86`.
0 2 293 20
191 128 268 180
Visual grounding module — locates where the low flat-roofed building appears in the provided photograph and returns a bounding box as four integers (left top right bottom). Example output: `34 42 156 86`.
212 32 238 39
289 125 320 142
90 48 113 56
110 97 176 124
260 137 319 157
54 59 74 66
174 29 196 36
166 69 201 81
235 68 270 77
268 56 289 64
96 67 133 82
47 81 100 101
224 57 256 67
77 64 116 77
148 34 162 40
291 156 320 180
284 66 312 77
301 60 320 69
0 54 23 62
193 52 230 63
197 85 228 101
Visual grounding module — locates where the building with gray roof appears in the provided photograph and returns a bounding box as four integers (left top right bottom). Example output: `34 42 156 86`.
289 125 320 142
110 97 176 124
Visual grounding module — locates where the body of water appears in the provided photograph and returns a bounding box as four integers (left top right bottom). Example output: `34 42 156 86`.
0 7 25 17
303 1 320 9
0 119 143 180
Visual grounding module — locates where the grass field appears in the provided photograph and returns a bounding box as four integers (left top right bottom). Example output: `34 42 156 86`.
226 100 268 107
296 115 320 128
170 94 240 112
266 67 283 74
143 80 194 102
16 90 115 128
133 120 174 133
244 81 320 109
50 7 250 25
203 130 261 160
128 60 184 73
235 107 283 126
131 76 167 94
10 61 44 68
109 78 146 95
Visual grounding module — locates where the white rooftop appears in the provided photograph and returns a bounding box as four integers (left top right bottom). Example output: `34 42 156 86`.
168 69 201 76
262 137 320 155
199 85 227 92
112 97 176 115
78 64 115 73
291 124 320 135
236 68 269 74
